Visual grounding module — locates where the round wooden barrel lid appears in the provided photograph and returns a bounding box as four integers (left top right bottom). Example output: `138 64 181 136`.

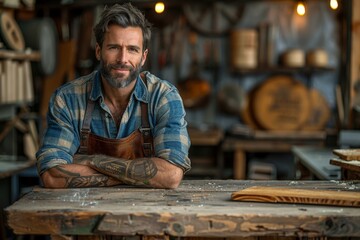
0 12 25 51
252 75 310 131
301 88 330 131
241 90 260 130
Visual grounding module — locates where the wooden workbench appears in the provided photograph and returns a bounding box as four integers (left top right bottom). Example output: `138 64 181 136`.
292 146 341 180
5 180 360 239
223 130 326 179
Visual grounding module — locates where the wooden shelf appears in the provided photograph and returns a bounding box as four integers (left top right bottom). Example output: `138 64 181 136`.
0 157 34 180
0 49 40 61
232 66 335 75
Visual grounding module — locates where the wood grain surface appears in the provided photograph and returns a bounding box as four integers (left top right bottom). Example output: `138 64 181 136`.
5 180 360 238
231 186 360 207
330 158 360 172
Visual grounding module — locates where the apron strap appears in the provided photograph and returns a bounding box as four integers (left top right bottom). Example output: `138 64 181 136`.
139 72 154 157
79 83 94 154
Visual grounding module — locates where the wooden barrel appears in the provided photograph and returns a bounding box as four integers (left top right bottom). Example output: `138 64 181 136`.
301 88 331 131
251 75 311 131
306 49 328 67
241 90 260 130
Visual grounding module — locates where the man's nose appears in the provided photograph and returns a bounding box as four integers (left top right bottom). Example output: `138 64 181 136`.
117 48 127 63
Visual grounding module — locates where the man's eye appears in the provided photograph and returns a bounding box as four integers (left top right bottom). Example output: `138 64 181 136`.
129 48 139 53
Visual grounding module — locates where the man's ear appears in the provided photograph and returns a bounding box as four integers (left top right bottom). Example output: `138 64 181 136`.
141 49 148 66
95 43 101 61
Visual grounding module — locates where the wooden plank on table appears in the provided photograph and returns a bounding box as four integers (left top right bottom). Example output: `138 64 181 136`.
333 149 360 161
330 158 360 172
231 186 360 207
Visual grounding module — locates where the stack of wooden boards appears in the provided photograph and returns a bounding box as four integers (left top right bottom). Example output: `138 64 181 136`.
330 149 360 179
0 55 34 104
332 149 360 161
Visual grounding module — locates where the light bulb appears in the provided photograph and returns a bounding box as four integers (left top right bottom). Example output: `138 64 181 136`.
330 0 338 10
297 1 306 16
155 2 165 14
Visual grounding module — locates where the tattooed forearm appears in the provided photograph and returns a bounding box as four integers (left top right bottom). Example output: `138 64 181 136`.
128 159 157 181
53 165 119 188
66 175 113 187
55 165 81 177
89 156 158 185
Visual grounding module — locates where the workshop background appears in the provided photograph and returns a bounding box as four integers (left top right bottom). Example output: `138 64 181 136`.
1 0 360 238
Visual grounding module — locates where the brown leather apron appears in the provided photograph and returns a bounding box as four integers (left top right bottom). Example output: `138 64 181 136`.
77 77 154 159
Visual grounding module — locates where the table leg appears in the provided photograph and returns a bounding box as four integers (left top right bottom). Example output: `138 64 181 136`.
234 149 246 179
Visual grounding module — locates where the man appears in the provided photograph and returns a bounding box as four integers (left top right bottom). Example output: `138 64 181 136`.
36 3 191 189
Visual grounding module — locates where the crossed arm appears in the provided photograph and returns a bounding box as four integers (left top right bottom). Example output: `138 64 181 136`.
41 155 184 189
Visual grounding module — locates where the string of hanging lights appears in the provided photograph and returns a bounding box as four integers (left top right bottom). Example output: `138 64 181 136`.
296 0 339 16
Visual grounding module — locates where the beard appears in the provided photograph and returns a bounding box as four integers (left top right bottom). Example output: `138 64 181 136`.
99 59 142 88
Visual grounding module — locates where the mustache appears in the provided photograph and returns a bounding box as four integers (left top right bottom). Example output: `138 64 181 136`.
110 64 133 70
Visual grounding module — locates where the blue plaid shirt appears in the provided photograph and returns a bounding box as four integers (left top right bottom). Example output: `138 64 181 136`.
36 71 191 175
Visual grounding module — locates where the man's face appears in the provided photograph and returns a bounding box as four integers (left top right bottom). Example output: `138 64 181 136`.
96 25 148 88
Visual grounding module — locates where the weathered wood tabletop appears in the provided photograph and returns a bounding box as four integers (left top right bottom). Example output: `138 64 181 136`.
5 180 360 239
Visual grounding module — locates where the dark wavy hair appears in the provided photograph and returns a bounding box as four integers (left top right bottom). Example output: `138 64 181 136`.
93 3 152 51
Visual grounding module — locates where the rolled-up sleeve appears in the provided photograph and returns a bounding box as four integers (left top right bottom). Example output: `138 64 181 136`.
36 91 80 175
152 87 191 173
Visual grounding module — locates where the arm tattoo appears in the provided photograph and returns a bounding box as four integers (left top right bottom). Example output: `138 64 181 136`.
89 155 158 186
54 165 115 188
55 165 81 177
66 175 112 187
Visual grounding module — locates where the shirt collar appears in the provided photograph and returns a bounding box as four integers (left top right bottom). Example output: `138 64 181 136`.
90 70 149 103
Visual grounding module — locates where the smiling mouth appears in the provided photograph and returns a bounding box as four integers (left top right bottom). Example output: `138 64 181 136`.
114 68 129 72
111 64 132 70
